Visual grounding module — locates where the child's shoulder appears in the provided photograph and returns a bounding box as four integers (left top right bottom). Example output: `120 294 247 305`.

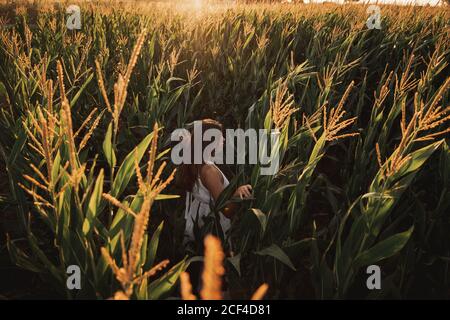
199 163 224 184
199 163 220 176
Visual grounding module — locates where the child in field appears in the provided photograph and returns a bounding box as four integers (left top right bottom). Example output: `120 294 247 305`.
176 119 252 246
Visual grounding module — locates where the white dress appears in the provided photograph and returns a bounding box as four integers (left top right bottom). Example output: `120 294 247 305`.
184 163 231 244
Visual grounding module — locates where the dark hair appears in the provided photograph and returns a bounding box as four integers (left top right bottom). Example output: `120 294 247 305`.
176 119 223 192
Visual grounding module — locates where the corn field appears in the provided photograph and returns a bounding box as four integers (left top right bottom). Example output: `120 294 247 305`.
0 1 449 300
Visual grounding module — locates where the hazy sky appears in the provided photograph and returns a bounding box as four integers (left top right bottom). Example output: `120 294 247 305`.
303 0 442 4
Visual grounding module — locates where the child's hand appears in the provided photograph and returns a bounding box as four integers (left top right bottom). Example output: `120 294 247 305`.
234 184 253 199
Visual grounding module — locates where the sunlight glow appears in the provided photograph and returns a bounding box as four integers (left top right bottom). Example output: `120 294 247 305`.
194 0 203 10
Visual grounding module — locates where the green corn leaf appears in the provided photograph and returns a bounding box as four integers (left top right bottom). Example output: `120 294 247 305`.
392 140 444 181
7 238 43 273
7 125 27 166
255 244 296 271
144 221 164 269
110 131 155 198
102 123 116 170
52 151 61 186
251 208 267 235
155 194 180 200
148 258 188 300
109 193 145 255
227 254 241 277
70 73 94 107
28 233 64 284
353 227 414 268
137 277 149 300
0 81 7 99
83 169 104 236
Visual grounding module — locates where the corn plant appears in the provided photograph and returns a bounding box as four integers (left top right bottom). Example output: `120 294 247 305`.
0 2 449 299
4 30 190 299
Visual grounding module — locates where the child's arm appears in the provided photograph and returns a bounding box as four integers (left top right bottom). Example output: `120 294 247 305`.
199 165 252 219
